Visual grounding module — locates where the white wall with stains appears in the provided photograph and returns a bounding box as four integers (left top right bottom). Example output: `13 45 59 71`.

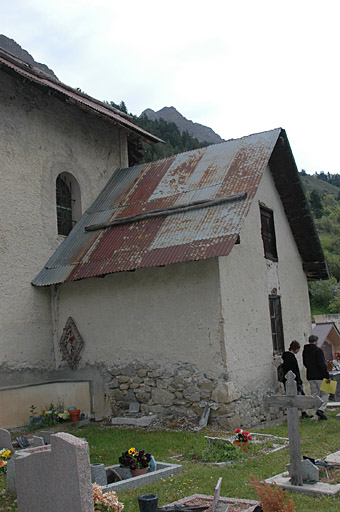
0 70 128 372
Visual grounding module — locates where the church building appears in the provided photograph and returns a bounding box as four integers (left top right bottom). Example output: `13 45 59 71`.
0 45 328 429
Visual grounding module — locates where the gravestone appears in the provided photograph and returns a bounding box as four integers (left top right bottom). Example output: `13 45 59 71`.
287 458 319 484
199 404 211 428
14 432 93 512
32 436 44 447
128 402 140 414
211 477 222 512
6 452 22 495
91 462 107 486
265 371 322 486
37 430 53 444
0 428 14 450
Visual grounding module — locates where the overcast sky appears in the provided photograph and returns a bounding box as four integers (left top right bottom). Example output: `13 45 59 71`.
2 0 340 174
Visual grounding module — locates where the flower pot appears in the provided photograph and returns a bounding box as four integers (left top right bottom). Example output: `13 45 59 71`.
138 493 158 512
131 467 148 477
69 409 80 422
233 440 248 452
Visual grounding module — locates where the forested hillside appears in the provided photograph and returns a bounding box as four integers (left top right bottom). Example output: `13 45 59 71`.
300 172 340 315
108 100 210 162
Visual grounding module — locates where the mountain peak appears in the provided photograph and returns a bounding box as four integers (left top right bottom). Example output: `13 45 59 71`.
141 106 224 144
0 35 58 80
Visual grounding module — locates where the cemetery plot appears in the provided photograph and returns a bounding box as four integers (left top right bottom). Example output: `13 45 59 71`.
166 494 259 512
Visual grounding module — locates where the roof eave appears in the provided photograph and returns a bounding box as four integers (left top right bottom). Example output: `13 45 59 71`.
0 48 162 145
269 129 329 281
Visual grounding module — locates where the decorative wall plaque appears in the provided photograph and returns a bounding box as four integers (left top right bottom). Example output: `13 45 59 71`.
59 317 84 369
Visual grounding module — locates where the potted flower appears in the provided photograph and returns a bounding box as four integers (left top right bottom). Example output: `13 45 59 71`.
93 483 124 511
233 429 252 452
118 447 151 477
0 449 13 474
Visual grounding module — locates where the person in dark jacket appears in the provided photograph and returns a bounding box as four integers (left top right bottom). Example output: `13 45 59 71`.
282 340 312 419
302 334 330 420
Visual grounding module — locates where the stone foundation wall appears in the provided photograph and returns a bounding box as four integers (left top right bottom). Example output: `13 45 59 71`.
107 362 282 429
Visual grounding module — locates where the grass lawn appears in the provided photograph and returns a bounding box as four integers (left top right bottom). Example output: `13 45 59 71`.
1 411 340 511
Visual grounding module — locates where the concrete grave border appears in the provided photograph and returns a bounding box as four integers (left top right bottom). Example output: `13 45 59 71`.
166 494 260 511
101 462 182 492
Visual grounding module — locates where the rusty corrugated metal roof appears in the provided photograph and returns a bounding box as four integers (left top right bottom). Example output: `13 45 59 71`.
32 128 329 286
0 47 162 145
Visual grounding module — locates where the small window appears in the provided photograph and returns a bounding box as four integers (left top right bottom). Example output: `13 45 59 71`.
260 206 278 261
56 173 82 236
269 295 284 354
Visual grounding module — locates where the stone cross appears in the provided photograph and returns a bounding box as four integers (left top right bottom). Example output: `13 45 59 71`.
265 370 322 486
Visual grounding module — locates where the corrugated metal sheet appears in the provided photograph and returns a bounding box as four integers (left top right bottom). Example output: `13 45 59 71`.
0 48 162 144
33 129 280 285
32 128 328 286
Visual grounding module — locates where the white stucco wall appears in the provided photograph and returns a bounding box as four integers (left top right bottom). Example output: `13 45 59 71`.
54 258 223 375
0 70 129 372
218 165 312 393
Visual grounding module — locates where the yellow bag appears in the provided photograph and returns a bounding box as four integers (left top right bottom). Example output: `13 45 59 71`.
320 378 337 394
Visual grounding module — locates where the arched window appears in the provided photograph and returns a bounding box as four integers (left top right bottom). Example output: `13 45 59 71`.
56 173 81 236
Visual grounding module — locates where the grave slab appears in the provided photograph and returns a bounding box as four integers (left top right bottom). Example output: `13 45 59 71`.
326 401 340 408
265 472 340 496
111 415 157 426
325 450 340 464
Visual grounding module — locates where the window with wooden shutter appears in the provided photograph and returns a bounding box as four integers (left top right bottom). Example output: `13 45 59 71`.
260 206 278 261
269 295 285 354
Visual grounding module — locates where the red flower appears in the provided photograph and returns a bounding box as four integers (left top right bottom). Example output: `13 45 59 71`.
234 428 242 433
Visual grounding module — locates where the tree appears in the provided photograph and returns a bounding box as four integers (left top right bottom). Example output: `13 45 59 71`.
309 190 323 218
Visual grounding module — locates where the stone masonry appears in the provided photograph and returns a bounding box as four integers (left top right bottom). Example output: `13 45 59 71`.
107 362 282 429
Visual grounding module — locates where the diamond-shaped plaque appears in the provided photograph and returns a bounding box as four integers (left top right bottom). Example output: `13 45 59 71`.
59 317 84 369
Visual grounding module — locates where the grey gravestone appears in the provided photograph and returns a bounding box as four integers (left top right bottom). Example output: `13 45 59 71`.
32 436 44 447
211 477 222 512
15 432 93 512
91 463 107 486
128 402 140 414
287 458 319 483
265 371 322 486
37 431 53 444
199 404 211 428
6 452 22 495
0 428 14 450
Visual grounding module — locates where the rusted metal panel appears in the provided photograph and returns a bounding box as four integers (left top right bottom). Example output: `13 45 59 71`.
32 127 328 286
